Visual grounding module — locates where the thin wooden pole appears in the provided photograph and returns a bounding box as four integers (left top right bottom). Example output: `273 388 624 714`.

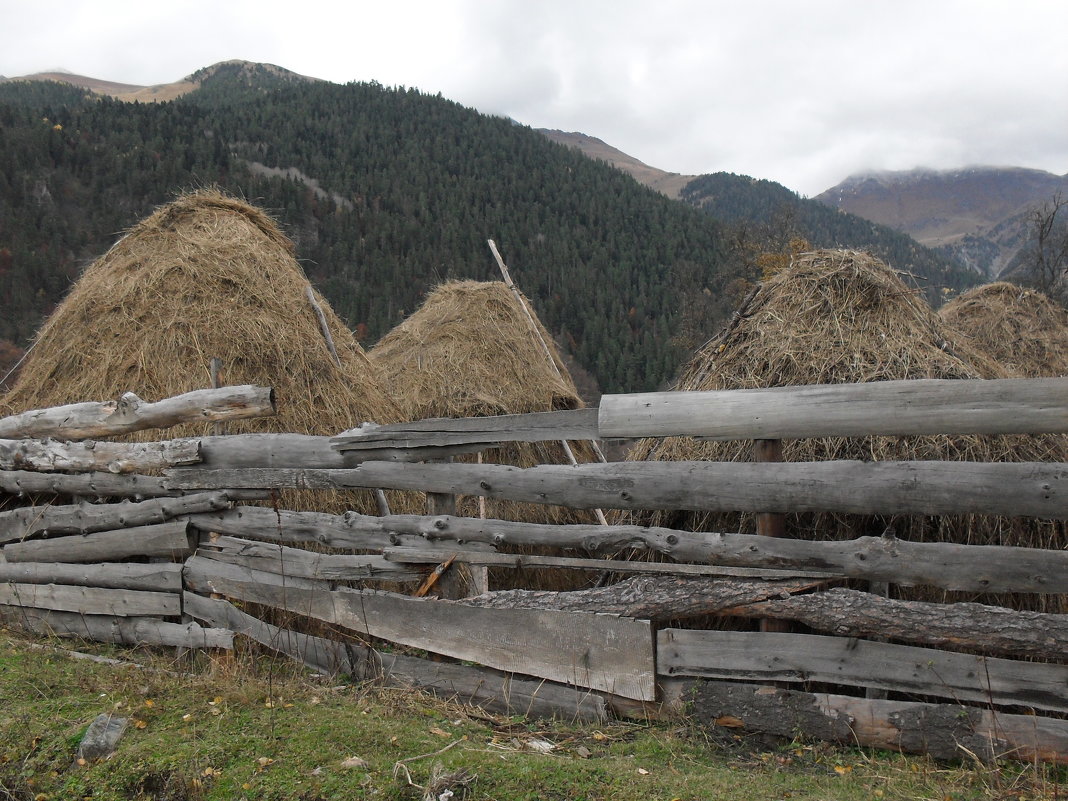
754 438 789 634
487 239 609 526
306 285 342 369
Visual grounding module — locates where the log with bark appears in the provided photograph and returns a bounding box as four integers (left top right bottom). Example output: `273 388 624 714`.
0 437 201 473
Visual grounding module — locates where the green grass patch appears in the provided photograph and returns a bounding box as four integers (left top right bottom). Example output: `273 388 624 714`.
1 628 1063 800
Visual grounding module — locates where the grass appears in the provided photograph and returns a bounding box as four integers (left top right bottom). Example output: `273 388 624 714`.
0 627 1064 801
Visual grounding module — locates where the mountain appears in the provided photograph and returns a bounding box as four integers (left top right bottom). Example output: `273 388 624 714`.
539 132 979 301
538 130 697 198
1 60 317 103
815 167 1068 277
0 63 731 393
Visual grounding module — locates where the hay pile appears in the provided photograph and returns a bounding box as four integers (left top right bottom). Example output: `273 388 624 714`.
0 189 408 514
939 282 1068 377
370 280 598 550
623 250 1066 610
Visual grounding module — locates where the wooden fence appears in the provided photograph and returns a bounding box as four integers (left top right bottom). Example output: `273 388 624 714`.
2 378 1068 764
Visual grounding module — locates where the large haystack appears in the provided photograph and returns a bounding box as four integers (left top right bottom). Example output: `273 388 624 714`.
624 250 1066 610
939 282 1068 377
0 190 407 514
371 280 598 527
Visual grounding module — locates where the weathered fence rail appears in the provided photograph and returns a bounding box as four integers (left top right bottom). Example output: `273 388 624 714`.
4 378 1068 765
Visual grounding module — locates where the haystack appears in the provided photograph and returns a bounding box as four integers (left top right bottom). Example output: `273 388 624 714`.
623 250 1066 610
0 189 409 514
370 280 598 525
939 282 1068 377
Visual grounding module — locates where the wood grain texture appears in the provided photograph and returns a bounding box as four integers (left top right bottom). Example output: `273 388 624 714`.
0 470 174 498
182 559 656 701
599 378 1068 439
0 604 231 648
167 460 1068 519
0 561 182 591
0 583 179 616
3 520 192 564
659 629 1068 713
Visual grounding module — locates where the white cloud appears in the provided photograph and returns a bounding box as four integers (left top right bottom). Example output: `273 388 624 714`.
1 0 1065 194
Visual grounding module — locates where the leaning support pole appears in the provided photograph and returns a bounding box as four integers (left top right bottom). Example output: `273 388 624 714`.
487 239 609 526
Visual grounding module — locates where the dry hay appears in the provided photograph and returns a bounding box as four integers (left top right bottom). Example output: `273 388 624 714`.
0 189 412 515
371 280 600 588
939 282 1068 377
622 249 1067 611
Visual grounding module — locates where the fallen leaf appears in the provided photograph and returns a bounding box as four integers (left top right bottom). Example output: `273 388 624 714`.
144 700 154 708
133 720 147 730
834 765 853 775
592 731 607 742
256 757 274 767
574 746 591 759
340 756 368 769
526 738 555 754
715 715 745 728
429 727 450 737
75 758 87 767
637 767 650 775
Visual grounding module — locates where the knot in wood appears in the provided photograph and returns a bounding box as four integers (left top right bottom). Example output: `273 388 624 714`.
479 481 492 491
665 534 679 545
434 518 448 530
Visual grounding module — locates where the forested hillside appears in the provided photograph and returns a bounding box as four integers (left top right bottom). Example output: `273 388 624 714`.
0 64 981 392
679 173 980 297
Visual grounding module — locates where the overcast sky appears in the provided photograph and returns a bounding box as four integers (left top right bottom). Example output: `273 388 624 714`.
2 0 1065 195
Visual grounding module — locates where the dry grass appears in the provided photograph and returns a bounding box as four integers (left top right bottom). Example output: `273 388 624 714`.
621 250 1067 611
0 189 412 514
940 281 1068 377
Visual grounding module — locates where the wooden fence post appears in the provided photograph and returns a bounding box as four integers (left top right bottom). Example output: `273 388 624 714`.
754 439 790 634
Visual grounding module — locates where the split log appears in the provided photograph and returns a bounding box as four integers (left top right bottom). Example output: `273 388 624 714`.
0 470 174 499
0 385 275 440
460 576 822 622
182 558 656 701
0 583 179 617
183 554 326 593
659 629 1068 713
3 520 193 564
183 591 607 721
721 587 1068 661
0 604 231 649
685 680 1068 764
197 433 479 469
331 408 598 450
0 492 235 544
200 536 426 583
165 460 1068 519
0 437 201 473
599 377 1068 440
0 561 182 592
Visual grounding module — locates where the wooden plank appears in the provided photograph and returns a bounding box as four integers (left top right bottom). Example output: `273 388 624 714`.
0 583 179 617
383 547 837 580
201 536 426 583
659 629 1068 713
599 377 1068 439
331 408 599 450
183 559 656 701
685 680 1068 764
183 591 607 720
0 470 175 499
0 385 275 440
183 554 328 592
166 460 1068 519
0 561 182 592
3 520 193 564
0 604 232 649
306 513 1068 594
183 591 364 675
0 437 201 473
0 491 235 544
721 587 1068 662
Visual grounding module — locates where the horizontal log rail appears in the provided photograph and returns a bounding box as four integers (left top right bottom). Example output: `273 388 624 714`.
599 377 1068 439
660 629 1068 713
0 470 175 499
0 385 275 440
166 460 1068 519
0 437 201 473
